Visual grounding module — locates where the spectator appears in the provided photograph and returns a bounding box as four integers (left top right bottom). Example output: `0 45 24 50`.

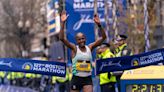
98 43 116 92
56 57 70 92
114 34 133 91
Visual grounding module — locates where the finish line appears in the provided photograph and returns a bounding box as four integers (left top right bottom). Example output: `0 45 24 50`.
0 58 66 77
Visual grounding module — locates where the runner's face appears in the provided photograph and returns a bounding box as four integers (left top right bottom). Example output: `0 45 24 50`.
76 33 86 47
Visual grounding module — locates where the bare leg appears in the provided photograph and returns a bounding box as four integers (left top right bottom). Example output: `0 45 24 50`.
83 85 93 92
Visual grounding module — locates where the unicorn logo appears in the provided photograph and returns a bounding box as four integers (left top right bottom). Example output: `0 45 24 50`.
0 61 12 67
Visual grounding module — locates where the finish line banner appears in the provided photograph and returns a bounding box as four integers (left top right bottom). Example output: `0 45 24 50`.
96 48 164 75
0 58 66 77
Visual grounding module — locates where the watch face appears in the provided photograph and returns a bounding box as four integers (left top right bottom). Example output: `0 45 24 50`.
126 84 164 92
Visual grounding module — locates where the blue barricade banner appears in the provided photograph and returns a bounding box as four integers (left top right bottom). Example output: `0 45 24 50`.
0 58 66 77
96 48 164 75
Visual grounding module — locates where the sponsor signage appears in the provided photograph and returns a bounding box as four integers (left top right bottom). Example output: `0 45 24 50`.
96 48 164 74
0 58 66 77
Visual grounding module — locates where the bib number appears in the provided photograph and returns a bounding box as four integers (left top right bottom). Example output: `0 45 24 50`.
76 61 91 72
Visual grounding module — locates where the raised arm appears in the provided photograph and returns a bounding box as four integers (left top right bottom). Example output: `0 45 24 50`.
59 11 76 51
89 14 106 51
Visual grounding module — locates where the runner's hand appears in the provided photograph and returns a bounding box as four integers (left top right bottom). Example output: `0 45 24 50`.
93 14 100 25
61 10 69 22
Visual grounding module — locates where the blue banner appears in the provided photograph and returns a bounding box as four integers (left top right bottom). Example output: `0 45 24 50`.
96 48 164 75
65 0 127 36
66 0 97 62
66 0 97 44
65 0 127 60
46 0 60 36
0 58 66 77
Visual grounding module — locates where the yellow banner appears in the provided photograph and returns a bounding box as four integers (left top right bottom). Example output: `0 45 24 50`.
121 66 164 79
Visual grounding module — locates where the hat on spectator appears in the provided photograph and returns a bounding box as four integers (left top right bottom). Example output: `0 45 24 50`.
116 34 127 41
100 43 110 48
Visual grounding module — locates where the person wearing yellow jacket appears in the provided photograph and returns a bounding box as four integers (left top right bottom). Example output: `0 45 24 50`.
55 57 71 92
114 34 133 57
56 67 70 92
98 43 116 92
0 71 5 84
114 34 133 91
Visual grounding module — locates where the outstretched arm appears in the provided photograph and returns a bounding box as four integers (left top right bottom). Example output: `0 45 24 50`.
59 11 76 51
89 14 106 51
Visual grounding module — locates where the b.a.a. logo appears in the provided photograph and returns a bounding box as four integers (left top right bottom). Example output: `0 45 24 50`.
131 58 140 66
22 62 33 70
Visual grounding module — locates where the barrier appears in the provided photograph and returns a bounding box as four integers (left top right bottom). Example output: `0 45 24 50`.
96 48 164 74
1 48 164 80
0 58 66 77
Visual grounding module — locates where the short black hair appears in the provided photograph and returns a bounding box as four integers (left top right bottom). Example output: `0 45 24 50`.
75 32 86 39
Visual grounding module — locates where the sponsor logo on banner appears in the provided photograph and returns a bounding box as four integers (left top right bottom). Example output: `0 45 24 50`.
22 62 33 70
22 62 66 75
96 48 164 74
72 0 113 31
139 52 164 65
0 60 12 67
0 58 66 77
131 58 140 66
99 61 121 71
131 52 164 66
74 14 113 31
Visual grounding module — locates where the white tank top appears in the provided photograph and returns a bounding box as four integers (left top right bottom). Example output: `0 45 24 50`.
72 45 92 77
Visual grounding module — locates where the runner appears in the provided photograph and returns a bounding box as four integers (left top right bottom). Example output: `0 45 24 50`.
59 11 106 92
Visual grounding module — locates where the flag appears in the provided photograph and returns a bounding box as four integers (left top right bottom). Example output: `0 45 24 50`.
46 0 60 36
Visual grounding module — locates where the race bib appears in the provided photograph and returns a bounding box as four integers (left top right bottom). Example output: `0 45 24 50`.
76 60 91 72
